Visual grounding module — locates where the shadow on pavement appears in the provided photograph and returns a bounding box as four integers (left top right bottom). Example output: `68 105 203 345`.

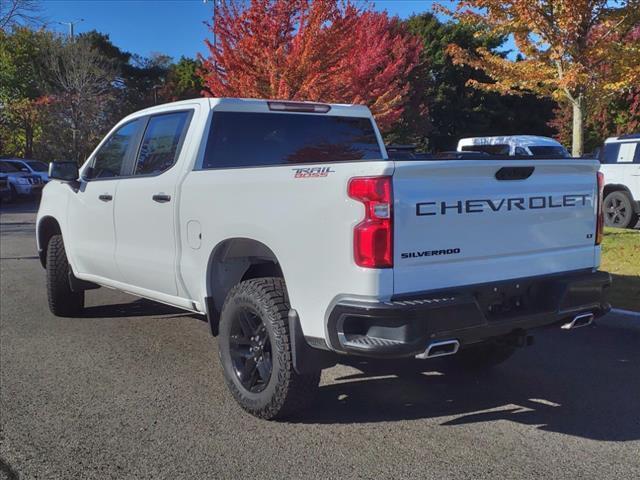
79 298 190 319
609 273 640 312
0 196 39 215
293 324 639 442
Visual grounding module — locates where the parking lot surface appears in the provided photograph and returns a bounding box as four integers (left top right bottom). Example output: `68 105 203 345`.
1 200 639 479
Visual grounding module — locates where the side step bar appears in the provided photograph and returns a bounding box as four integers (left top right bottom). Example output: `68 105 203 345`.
561 312 595 330
416 339 460 359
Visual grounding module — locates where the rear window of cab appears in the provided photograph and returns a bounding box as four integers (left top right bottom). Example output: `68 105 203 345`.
202 112 383 169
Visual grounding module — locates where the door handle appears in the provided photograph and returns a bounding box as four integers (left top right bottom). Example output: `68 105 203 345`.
98 194 113 202
152 193 171 203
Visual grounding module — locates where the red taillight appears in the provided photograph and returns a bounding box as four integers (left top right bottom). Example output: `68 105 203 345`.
596 171 604 245
348 176 393 268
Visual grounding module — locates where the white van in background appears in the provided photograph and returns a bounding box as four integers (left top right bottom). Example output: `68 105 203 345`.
457 135 571 158
599 134 640 228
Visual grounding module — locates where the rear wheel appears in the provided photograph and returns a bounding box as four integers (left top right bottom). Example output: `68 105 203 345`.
218 277 320 420
604 191 639 229
449 341 515 371
46 234 84 316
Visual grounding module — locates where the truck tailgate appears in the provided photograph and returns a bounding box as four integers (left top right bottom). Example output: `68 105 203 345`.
392 160 600 295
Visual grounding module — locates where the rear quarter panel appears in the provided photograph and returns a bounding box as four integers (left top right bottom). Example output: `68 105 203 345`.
178 161 394 340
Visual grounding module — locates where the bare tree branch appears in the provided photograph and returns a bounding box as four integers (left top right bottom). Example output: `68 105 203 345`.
0 0 43 31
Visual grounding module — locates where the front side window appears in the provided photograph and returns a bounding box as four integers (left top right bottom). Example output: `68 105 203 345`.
202 112 383 169
134 112 190 175
27 161 49 172
528 146 571 158
514 147 529 156
88 120 142 179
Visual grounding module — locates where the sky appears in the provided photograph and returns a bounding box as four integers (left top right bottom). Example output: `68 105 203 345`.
40 0 447 61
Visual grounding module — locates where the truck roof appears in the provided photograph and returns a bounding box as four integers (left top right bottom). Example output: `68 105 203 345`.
122 97 373 120
604 134 640 143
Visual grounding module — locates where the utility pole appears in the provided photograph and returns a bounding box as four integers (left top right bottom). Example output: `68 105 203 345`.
58 19 84 39
152 84 162 105
203 0 218 72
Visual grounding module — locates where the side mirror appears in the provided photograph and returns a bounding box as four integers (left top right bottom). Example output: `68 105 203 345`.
49 161 79 182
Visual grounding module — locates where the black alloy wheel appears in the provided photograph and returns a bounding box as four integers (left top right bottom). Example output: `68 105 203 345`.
229 307 272 393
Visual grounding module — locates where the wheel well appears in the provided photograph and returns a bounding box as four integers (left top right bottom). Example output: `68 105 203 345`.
603 184 634 201
205 238 284 336
37 216 61 268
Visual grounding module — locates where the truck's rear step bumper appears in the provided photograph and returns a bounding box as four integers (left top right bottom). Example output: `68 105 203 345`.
327 269 611 358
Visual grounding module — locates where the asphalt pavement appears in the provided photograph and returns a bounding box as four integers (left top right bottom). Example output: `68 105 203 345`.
1 199 639 480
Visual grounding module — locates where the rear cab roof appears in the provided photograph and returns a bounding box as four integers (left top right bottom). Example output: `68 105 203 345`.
208 97 373 118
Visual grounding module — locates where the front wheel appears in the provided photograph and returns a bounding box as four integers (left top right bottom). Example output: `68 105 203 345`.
46 234 84 316
604 191 639 229
218 277 320 420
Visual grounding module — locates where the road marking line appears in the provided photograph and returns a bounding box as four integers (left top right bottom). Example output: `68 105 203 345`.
611 308 640 319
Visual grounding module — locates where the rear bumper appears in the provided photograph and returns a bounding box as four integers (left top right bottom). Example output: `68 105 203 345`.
327 269 611 358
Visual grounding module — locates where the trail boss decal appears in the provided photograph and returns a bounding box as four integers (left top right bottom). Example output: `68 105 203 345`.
416 194 592 216
292 167 335 178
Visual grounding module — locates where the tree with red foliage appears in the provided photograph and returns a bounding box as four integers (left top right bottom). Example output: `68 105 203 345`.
198 0 421 131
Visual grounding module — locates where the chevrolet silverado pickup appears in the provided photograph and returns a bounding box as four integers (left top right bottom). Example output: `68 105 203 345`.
37 98 610 419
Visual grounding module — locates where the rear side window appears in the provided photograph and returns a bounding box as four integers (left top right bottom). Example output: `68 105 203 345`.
617 142 637 163
202 112 382 169
89 120 143 179
0 161 20 173
134 112 190 176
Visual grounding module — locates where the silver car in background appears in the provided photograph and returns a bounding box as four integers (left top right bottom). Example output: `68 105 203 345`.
3 158 50 183
0 161 45 202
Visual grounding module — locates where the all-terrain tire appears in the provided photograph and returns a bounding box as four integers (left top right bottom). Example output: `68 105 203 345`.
449 341 515 371
218 277 320 420
604 191 639 229
46 234 84 316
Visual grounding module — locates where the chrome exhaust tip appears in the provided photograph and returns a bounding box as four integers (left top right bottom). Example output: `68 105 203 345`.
416 339 460 359
561 312 594 330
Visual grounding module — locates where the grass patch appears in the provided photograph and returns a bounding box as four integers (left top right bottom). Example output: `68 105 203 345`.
600 227 640 312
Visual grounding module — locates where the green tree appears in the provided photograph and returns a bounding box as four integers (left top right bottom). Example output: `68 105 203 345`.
160 56 203 101
0 27 52 157
388 13 557 151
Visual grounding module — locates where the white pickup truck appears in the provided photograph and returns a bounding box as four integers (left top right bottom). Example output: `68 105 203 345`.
37 98 611 419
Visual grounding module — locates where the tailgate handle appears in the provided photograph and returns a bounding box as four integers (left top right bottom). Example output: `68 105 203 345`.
495 166 534 181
